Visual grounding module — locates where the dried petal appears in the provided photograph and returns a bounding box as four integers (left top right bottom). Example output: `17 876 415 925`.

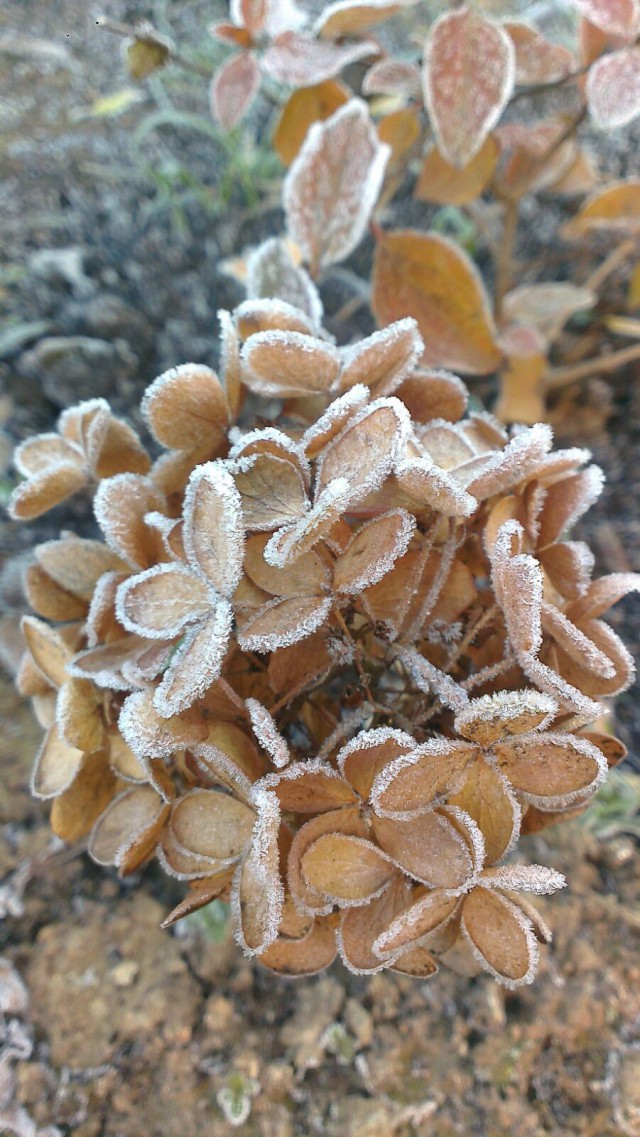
141 364 228 451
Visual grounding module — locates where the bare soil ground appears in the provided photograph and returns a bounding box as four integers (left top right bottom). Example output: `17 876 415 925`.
1 3 639 1135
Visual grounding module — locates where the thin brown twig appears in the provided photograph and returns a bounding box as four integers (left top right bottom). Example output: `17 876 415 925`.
545 341 640 388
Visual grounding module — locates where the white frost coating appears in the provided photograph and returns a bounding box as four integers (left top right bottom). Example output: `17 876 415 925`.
372 887 463 959
259 755 348 795
460 891 540 989
300 385 369 456
335 510 416 595
397 646 469 711
93 473 163 568
238 595 332 653
480 864 566 896
587 46 640 131
246 698 290 768
369 738 475 821
315 396 412 508
423 7 516 168
85 570 125 647
58 397 109 441
154 599 233 717
232 788 284 956
506 731 609 808
143 510 183 562
240 329 341 397
263 477 350 567
338 318 425 396
520 651 607 721
541 466 605 546
465 423 553 498
190 741 254 802
182 460 245 599
396 455 477 517
284 99 391 272
118 690 183 763
235 296 318 336
115 562 207 639
336 726 415 778
541 603 616 679
13 433 83 476
454 689 558 740
440 804 486 876
228 425 311 481
246 241 324 328
68 641 139 692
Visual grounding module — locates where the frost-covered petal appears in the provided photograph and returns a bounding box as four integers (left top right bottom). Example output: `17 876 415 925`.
233 452 309 531
237 595 332 653
141 363 228 451
154 601 233 717
301 834 396 905
182 461 245 598
315 397 411 507
338 319 424 397
117 563 209 639
493 731 608 806
241 330 341 397
9 462 88 520
233 790 284 955
372 808 475 888
454 689 558 747
460 887 539 988
89 785 170 873
244 533 329 597
370 738 475 818
448 761 521 865
337 727 415 799
93 474 165 570
334 510 416 595
261 759 358 812
31 722 84 799
373 888 462 958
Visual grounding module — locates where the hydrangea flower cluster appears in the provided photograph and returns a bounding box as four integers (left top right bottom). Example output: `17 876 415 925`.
9 295 638 986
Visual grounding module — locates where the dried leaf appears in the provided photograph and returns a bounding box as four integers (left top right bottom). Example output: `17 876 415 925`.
241 330 341 396
183 461 245 598
362 58 421 98
423 7 515 168
141 364 228 451
284 99 390 273
461 887 538 986
334 510 415 594
415 137 499 206
572 0 640 37
247 238 323 326
261 32 374 87
562 179 640 238
273 80 349 166
504 22 575 84
372 229 502 374
338 319 423 396
301 833 395 903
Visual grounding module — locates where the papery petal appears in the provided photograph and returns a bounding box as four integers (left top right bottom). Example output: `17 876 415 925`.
493 731 607 805
454 689 558 747
337 727 415 799
460 887 539 987
301 833 396 904
117 563 209 639
371 738 475 818
238 595 332 652
89 784 171 873
334 510 416 595
154 602 233 716
372 808 475 888
183 461 245 598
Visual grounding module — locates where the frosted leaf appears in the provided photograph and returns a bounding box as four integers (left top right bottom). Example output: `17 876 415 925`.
209 51 261 132
455 689 557 747
232 789 284 955
68 639 148 692
36 536 126 602
167 789 254 864
338 319 424 397
89 785 169 871
541 603 616 679
493 731 608 807
314 0 417 38
241 330 341 397
300 385 369 459
30 723 84 800
334 510 416 595
337 880 406 975
183 461 245 598
502 283 595 347
567 571 640 622
539 540 595 601
141 363 228 452
336 726 415 796
503 21 575 85
232 453 309 531
460 887 539 988
480 864 566 895
14 433 83 477
490 521 543 657
93 474 164 570
21 615 72 689
247 238 323 328
373 808 475 889
238 595 332 652
235 297 318 339
284 99 390 273
373 888 462 958
154 600 233 717
118 689 205 763
571 0 640 37
423 7 515 168
397 368 468 425
465 423 553 498
246 698 290 767
397 646 469 712
116 563 209 639
587 45 640 130
244 533 329 597
229 426 310 479
370 737 475 820
287 805 366 915
315 397 411 507
395 455 477 516
263 477 350 566
537 466 604 548
261 33 374 87
448 761 521 865
8 461 88 521
301 833 396 906
362 58 422 98
259 757 358 812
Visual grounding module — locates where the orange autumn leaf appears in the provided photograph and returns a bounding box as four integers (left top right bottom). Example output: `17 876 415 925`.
273 80 349 166
372 229 502 373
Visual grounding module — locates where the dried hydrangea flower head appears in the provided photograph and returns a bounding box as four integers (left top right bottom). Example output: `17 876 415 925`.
8 296 639 986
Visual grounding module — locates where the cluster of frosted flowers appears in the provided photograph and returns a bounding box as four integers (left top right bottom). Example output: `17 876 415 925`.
9 295 639 986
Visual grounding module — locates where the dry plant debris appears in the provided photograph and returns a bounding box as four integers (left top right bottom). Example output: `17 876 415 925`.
7 277 639 990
